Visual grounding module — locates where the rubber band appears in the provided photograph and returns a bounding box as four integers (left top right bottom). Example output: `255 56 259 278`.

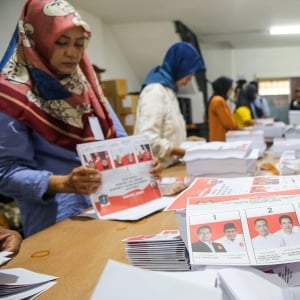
116 225 127 231
30 250 50 258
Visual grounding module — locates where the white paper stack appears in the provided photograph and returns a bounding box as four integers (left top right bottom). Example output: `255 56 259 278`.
277 150 300 176
289 110 300 125
226 130 266 157
284 124 300 138
254 121 286 138
218 267 292 300
270 138 300 158
0 268 57 299
182 141 259 177
122 230 191 272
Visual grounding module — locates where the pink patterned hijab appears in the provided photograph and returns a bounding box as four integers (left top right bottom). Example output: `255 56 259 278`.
0 0 116 150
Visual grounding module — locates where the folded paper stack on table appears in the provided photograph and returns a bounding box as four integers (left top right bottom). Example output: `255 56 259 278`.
270 138 300 158
0 268 57 300
284 124 300 139
253 119 285 139
122 230 191 272
226 129 266 157
277 151 300 176
182 141 259 177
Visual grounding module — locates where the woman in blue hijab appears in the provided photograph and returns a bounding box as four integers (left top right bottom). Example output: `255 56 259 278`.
134 42 205 168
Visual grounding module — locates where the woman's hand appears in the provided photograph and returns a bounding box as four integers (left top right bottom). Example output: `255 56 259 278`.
66 166 102 194
0 227 22 254
48 166 102 195
150 157 162 180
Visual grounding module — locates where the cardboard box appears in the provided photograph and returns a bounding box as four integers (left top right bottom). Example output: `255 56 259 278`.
111 94 139 114
102 79 128 97
120 113 136 127
124 125 134 136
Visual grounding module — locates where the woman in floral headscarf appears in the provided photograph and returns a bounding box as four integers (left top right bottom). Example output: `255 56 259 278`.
134 42 206 168
0 0 160 237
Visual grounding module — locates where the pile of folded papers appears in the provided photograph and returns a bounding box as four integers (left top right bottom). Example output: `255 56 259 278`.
253 119 285 139
284 124 300 139
182 141 259 177
270 138 300 158
0 268 57 299
226 130 266 157
289 110 300 126
122 230 190 271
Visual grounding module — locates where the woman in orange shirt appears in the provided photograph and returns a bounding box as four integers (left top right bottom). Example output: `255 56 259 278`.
208 76 239 141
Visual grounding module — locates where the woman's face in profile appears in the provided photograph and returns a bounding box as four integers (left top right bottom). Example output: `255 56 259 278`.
176 74 194 88
226 86 233 99
49 26 86 77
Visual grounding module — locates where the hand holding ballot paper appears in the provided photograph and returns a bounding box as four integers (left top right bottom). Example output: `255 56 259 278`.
76 135 171 220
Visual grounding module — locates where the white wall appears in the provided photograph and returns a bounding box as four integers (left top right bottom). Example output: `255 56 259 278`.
233 47 300 80
202 45 300 84
0 0 25 59
111 21 181 87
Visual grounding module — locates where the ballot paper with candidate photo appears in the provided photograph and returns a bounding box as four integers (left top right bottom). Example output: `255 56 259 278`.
166 175 300 211
77 135 166 220
186 193 300 266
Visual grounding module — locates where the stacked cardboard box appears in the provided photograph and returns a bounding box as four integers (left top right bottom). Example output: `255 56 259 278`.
101 79 139 135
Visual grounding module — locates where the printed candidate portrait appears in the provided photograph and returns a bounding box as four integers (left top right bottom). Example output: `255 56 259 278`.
190 222 228 253
248 215 285 250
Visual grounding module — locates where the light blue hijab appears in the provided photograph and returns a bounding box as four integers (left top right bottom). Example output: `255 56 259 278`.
141 41 205 93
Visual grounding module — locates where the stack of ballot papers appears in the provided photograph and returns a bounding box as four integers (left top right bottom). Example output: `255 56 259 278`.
277 150 300 175
225 130 266 157
270 138 300 158
284 124 300 138
254 120 286 138
122 230 191 271
182 141 259 177
91 259 296 300
289 110 300 125
0 268 57 299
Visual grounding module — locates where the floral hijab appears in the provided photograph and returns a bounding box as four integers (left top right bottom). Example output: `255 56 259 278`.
0 0 116 151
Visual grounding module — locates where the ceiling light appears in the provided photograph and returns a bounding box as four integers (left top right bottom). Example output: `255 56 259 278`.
270 25 300 35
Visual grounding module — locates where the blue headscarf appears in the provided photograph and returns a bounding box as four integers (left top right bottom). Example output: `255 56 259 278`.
141 42 206 93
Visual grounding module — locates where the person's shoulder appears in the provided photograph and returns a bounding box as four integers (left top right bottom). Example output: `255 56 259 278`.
211 95 225 103
142 83 170 95
210 96 226 108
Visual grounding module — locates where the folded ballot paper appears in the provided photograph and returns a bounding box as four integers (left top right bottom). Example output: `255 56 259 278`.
76 135 172 220
0 268 57 299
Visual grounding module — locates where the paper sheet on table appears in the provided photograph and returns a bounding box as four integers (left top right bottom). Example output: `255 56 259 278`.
91 260 223 300
1 281 56 300
0 251 13 266
77 197 174 220
0 268 58 285
218 267 292 300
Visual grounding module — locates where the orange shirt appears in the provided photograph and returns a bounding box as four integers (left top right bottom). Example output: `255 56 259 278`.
208 95 238 141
